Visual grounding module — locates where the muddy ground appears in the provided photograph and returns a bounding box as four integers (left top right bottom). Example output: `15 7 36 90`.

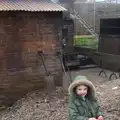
0 68 120 120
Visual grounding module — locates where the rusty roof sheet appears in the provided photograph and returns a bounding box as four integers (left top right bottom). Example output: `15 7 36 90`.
0 0 67 12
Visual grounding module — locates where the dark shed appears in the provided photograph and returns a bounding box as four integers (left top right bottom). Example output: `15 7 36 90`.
0 0 66 108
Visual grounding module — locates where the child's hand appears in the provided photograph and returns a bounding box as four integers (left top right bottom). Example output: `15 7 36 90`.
98 116 103 120
89 118 97 120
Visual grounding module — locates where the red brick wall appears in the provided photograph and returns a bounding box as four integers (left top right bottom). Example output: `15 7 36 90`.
0 11 63 108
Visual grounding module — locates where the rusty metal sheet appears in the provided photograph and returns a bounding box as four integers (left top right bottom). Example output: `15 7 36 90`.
0 0 67 12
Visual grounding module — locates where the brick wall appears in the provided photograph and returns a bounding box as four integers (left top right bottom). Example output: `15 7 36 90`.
62 19 75 53
0 11 63 108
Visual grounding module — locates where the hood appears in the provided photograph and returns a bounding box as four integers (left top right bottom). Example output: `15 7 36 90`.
68 76 96 99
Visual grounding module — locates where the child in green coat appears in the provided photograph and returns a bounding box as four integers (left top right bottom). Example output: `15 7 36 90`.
68 76 103 120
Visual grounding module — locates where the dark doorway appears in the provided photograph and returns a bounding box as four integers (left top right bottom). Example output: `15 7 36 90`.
100 18 120 35
99 18 120 55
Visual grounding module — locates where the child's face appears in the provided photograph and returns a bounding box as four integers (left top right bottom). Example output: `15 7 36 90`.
76 85 88 97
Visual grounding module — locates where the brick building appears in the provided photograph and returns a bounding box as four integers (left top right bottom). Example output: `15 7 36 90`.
0 0 66 108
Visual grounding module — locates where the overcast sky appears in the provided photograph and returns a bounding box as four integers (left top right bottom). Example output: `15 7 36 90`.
51 0 59 3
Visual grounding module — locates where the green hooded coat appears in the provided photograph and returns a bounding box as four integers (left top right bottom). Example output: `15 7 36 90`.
68 76 102 120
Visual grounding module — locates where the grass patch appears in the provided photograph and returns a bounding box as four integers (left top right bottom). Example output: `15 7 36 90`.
73 35 98 49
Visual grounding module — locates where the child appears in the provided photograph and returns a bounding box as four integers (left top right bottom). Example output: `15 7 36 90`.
68 76 103 120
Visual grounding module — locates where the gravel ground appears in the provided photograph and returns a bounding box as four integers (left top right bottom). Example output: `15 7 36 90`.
0 68 120 120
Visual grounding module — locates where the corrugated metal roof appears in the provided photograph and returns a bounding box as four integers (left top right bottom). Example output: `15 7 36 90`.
0 0 67 12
